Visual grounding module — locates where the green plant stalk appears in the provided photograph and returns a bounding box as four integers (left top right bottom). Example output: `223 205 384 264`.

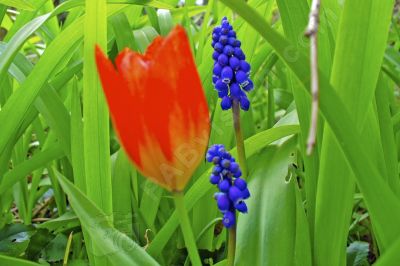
229 100 247 266
227 225 237 266
83 0 112 265
173 191 202 266
267 81 274 129
232 100 248 179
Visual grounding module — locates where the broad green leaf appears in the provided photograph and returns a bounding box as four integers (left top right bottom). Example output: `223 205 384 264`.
275 0 320 238
0 0 34 10
315 0 394 263
374 236 400 266
83 0 112 220
112 151 134 237
37 211 80 233
236 140 311 266
0 255 40 266
56 171 159 266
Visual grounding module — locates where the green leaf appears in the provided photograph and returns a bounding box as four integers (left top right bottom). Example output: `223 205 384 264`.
0 145 64 194
0 224 34 256
0 0 35 10
41 233 68 262
37 211 80 233
374 236 400 266
55 171 159 266
346 241 369 266
0 255 41 266
314 0 394 262
236 140 311 266
157 9 173 36
25 229 55 260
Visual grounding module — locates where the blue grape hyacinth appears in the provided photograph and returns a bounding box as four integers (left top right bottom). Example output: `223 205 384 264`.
211 17 254 111
206 144 250 228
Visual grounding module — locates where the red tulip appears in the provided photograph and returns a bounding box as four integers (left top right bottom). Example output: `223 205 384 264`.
95 25 210 191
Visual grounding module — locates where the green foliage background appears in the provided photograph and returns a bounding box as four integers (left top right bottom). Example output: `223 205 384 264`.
0 0 400 265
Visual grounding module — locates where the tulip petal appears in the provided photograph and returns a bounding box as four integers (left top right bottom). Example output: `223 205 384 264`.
95 26 210 191
143 25 210 190
95 46 142 166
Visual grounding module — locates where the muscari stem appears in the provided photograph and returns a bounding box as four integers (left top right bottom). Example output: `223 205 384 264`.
232 100 248 179
229 100 248 266
227 225 237 266
173 191 202 266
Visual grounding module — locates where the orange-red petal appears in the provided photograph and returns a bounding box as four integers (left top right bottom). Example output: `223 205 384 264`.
95 26 210 191
95 46 142 166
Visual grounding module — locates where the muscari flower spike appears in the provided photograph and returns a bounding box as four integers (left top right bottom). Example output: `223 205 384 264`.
206 144 250 228
211 17 254 111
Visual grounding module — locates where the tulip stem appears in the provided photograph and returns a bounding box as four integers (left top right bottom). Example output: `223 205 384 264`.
173 191 202 266
232 100 248 179
227 225 237 266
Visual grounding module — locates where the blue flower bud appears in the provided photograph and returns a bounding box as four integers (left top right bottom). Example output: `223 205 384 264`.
221 96 232 110
206 153 214 162
212 75 219 84
218 147 226 154
228 30 236 38
216 193 231 211
240 80 250 88
223 152 232 160
212 51 220 61
240 60 251 73
213 64 222 76
234 47 245 60
223 211 235 228
214 42 223 53
213 26 221 34
230 83 241 99
235 70 248 84
219 35 228 45
218 89 228 98
221 67 233 83
219 179 231 192
234 201 248 213
242 79 254 91
240 96 250 111
218 54 229 66
229 57 240 70
213 165 222 175
229 186 243 202
211 40 216 48
228 37 236 46
215 79 228 91
212 156 220 164
234 169 242 178
212 33 219 42
229 162 239 173
210 174 221 184
233 39 241 47
223 45 234 56
234 178 247 190
221 20 230 28
221 159 231 169
241 188 250 199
